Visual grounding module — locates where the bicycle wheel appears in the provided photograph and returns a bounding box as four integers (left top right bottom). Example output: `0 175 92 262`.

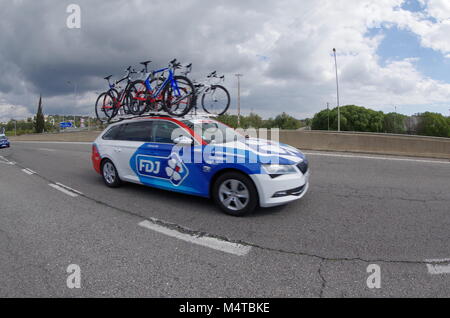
201 85 230 115
162 75 195 117
149 78 165 112
127 80 149 115
95 92 114 122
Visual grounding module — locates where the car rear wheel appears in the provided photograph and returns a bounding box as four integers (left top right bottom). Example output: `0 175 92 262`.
213 172 258 216
101 160 121 188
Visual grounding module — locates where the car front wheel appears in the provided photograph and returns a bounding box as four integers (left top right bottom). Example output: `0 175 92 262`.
213 172 258 216
101 159 122 188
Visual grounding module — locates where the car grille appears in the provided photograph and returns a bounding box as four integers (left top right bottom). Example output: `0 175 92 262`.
297 159 309 174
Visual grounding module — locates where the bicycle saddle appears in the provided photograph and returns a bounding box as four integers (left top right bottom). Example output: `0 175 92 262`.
140 60 151 66
104 75 113 80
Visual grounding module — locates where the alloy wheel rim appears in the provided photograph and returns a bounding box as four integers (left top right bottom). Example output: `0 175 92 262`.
219 179 249 211
103 162 116 184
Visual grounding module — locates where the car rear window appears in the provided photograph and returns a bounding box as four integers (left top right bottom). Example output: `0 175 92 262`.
102 125 122 140
116 121 152 142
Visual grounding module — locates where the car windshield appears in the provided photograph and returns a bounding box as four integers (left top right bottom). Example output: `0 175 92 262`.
182 119 244 145
0 136 6 140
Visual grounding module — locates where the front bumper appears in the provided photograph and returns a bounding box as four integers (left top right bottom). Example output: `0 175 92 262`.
250 170 310 208
0 143 9 148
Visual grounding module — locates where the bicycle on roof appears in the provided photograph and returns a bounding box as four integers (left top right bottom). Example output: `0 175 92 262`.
128 59 195 117
95 66 138 122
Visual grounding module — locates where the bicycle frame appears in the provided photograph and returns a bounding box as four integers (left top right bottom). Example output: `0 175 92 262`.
143 67 182 99
103 74 134 112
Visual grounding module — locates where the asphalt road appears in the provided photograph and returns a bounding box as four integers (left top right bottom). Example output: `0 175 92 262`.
0 142 449 297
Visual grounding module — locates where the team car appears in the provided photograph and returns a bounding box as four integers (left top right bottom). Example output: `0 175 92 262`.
92 116 309 216
0 134 10 148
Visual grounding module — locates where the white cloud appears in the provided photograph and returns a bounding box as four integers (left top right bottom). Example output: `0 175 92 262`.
0 103 32 122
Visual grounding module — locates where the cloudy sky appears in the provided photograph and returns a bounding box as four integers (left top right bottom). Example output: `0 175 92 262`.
1 0 450 121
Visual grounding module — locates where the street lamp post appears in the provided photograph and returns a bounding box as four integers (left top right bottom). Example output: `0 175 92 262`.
327 102 330 131
333 48 340 132
67 81 78 125
235 74 243 127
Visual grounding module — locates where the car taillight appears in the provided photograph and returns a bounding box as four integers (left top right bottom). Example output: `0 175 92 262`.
92 144 101 174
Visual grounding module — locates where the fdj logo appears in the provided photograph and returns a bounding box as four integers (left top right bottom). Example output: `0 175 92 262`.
139 159 161 175
136 154 188 186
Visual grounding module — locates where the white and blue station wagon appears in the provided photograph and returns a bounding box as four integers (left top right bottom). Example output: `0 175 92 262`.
92 116 309 216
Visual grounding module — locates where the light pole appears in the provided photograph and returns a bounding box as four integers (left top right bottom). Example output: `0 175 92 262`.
9 106 17 136
235 74 243 127
333 48 340 132
67 81 77 121
327 102 330 131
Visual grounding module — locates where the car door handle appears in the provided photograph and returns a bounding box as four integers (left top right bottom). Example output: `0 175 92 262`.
113 147 122 153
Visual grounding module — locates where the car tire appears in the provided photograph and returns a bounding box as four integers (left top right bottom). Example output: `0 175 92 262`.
101 159 122 188
213 172 258 216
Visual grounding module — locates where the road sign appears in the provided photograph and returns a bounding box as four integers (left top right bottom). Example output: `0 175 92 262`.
59 122 73 128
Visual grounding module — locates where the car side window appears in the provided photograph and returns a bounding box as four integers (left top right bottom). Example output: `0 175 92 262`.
102 125 122 140
152 121 191 144
116 121 152 142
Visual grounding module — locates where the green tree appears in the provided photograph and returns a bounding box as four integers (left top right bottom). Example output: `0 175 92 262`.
384 112 407 134
416 112 450 137
35 95 45 133
271 112 302 129
217 114 238 128
312 105 384 132
241 112 264 129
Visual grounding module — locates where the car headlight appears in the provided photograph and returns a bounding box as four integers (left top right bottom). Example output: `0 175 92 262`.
262 164 297 178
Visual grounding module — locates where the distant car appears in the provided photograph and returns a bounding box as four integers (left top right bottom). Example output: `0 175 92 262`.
0 135 10 148
92 116 309 216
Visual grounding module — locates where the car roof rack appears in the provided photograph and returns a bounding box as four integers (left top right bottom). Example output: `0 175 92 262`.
106 111 218 124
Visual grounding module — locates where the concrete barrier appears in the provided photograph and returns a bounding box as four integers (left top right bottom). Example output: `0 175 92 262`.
9 129 450 160
9 130 102 142
277 130 450 160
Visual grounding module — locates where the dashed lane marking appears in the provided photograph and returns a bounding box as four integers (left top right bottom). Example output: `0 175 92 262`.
55 182 83 195
48 183 79 197
139 220 251 256
0 155 16 165
21 168 36 175
425 259 450 275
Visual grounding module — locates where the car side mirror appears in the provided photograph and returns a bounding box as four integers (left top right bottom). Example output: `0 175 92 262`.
173 136 194 146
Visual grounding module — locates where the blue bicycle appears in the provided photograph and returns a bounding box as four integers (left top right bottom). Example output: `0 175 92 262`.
129 59 195 117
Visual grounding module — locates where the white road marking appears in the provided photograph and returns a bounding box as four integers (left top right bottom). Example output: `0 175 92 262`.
48 183 79 197
303 152 450 165
55 182 83 195
139 220 251 256
21 168 36 175
425 259 450 275
38 148 56 152
0 156 16 165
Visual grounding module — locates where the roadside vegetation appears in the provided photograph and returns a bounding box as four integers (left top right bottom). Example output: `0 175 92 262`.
1 100 449 138
311 105 450 138
217 112 306 130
